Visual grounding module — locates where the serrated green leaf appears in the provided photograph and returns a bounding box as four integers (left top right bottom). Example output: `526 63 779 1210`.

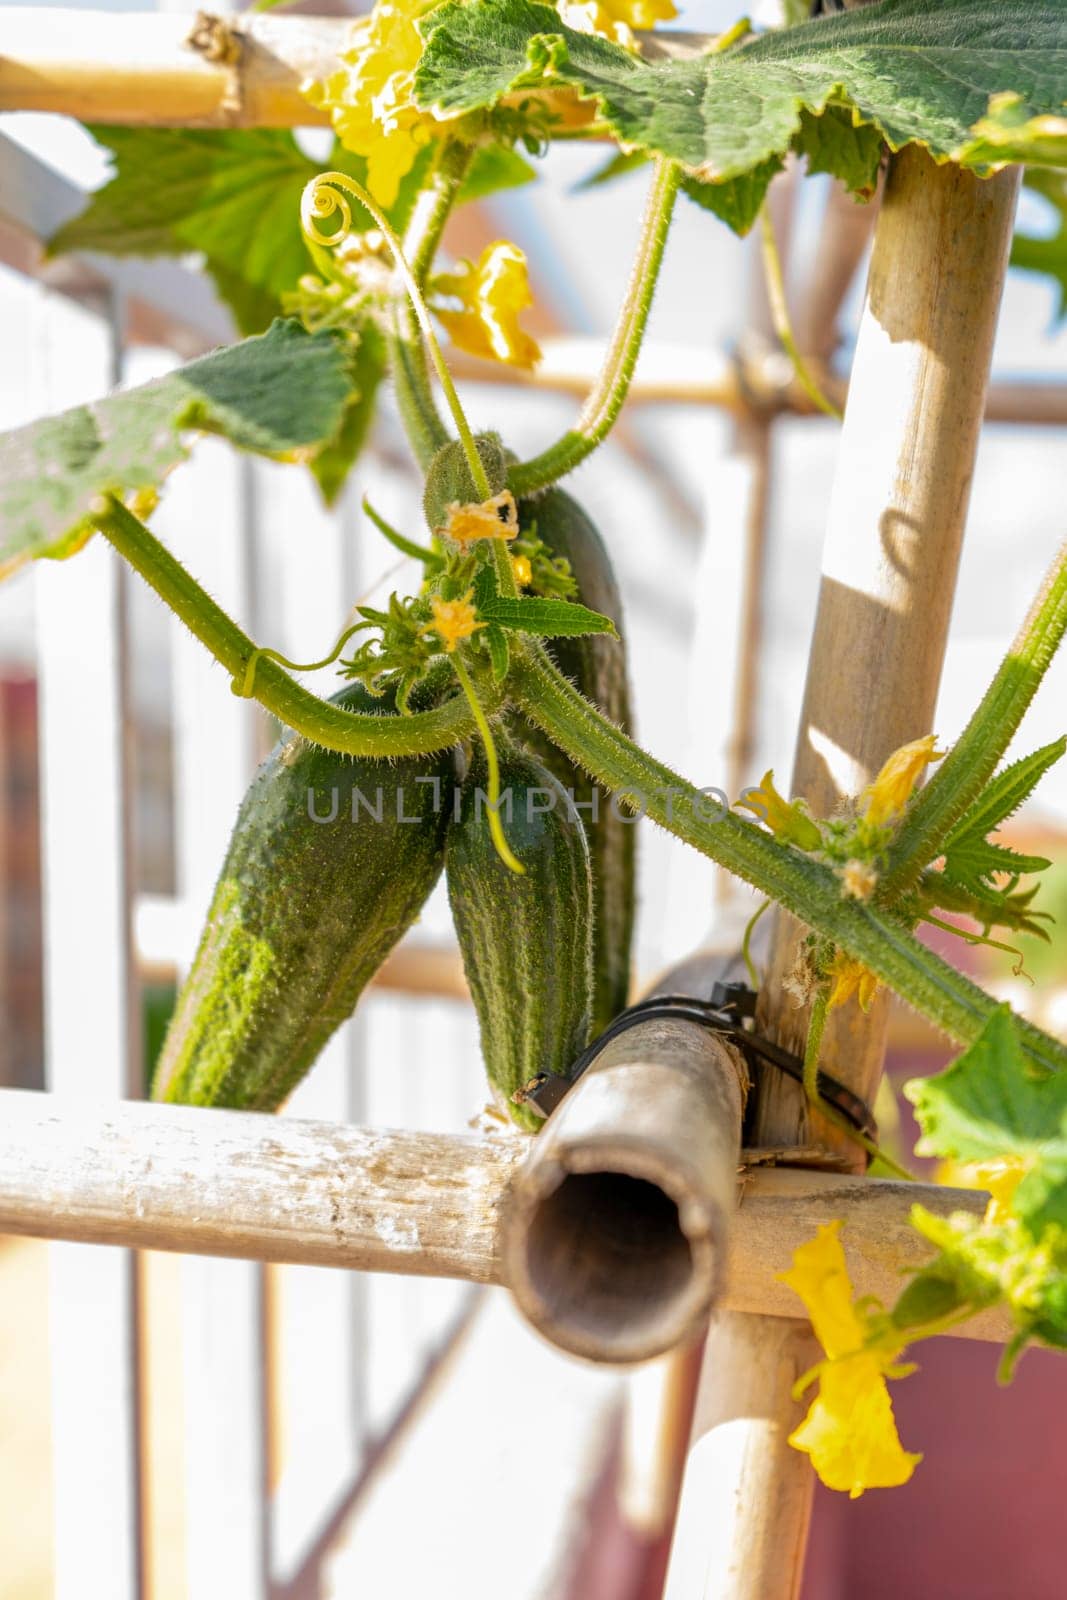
946 737 1067 851
478 596 617 636
680 158 784 236
48 128 426 337
794 104 883 197
415 0 1067 225
906 1007 1067 1234
458 142 539 201
308 326 386 507
0 320 351 578
940 835 1052 899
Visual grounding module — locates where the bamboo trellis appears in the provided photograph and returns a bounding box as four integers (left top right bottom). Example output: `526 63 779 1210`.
0 8 1053 1598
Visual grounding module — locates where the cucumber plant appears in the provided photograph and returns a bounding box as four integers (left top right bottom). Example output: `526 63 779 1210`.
7 0 1067 1498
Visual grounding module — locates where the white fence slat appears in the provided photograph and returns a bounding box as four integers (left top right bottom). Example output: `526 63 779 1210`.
32 281 141 1600
266 462 363 1582
164 446 269 1600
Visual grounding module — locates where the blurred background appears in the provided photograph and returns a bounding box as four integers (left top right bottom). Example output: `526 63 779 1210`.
3 0 1067 1594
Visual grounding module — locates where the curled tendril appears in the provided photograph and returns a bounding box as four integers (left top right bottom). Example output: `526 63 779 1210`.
299 171 492 504
233 619 368 700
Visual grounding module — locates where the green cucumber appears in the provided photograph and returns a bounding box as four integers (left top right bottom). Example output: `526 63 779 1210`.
446 741 594 1132
153 683 454 1111
516 486 635 1033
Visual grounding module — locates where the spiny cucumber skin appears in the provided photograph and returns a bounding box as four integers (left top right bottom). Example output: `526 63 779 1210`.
517 487 635 1033
153 684 453 1111
446 746 594 1133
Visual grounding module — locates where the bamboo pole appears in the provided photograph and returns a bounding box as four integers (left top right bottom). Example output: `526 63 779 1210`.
501 1019 748 1364
752 148 1023 1158
0 9 703 128
0 1089 1013 1342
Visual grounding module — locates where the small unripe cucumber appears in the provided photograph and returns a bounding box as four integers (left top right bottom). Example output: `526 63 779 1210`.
446 742 594 1132
516 486 635 1034
153 684 453 1111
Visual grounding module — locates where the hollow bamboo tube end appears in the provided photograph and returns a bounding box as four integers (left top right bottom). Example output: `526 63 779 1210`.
501 1018 747 1365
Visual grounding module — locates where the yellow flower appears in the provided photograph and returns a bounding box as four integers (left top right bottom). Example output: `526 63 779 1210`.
432 242 542 369
736 770 822 852
511 553 533 587
441 490 519 546
304 0 441 207
425 590 484 652
936 1155 1030 1225
558 0 676 46
827 951 879 1013
840 858 878 901
780 1222 921 1498
862 735 944 828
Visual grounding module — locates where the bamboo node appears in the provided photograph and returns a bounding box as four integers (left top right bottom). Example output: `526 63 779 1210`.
187 11 246 122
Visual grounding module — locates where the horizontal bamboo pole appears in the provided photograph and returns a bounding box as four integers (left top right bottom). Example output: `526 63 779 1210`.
0 9 703 128
0 1090 1011 1344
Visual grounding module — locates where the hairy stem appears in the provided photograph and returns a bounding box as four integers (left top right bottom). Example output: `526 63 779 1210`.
389 140 475 467
509 642 1067 1074
96 498 482 756
507 159 680 497
881 536 1067 902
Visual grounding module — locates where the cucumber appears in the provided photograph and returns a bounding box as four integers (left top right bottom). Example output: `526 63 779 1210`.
446 741 594 1132
153 683 454 1111
516 486 635 1033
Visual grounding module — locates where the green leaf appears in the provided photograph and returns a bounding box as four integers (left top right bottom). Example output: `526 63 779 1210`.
0 320 352 578
906 1006 1067 1233
308 326 386 507
416 0 1067 228
946 738 1067 850
794 104 883 198
478 596 618 636
458 142 539 201
48 128 426 337
940 835 1052 899
484 621 511 680
581 147 781 236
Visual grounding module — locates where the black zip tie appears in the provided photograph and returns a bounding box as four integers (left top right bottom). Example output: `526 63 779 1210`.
517 980 877 1143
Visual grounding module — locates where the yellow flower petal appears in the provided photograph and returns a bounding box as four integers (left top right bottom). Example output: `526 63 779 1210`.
862 734 944 828
433 242 542 369
778 1220 864 1359
511 553 533 587
840 858 878 901
425 590 484 652
936 1154 1031 1225
826 951 879 1014
558 0 676 46
736 770 822 851
780 1221 921 1497
441 491 519 546
789 1352 922 1498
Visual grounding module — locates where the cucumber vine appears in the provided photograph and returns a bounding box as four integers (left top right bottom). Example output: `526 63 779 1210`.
9 0 1067 1504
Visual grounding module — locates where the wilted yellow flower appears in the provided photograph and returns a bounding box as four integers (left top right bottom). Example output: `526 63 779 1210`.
559 0 676 46
511 553 533 587
840 858 878 901
425 590 484 652
432 242 542 369
827 951 879 1013
780 1222 921 1498
304 0 440 207
441 490 519 545
862 735 944 828
936 1155 1030 1225
736 770 822 852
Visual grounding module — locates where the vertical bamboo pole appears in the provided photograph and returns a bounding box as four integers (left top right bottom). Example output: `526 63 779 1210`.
665 152 1021 1600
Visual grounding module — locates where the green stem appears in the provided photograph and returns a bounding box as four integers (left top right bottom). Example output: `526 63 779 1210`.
509 641 1067 1075
881 536 1067 902
507 159 680 497
802 989 829 1104
97 497 483 757
304 165 490 498
452 654 524 873
759 205 842 421
389 140 475 468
